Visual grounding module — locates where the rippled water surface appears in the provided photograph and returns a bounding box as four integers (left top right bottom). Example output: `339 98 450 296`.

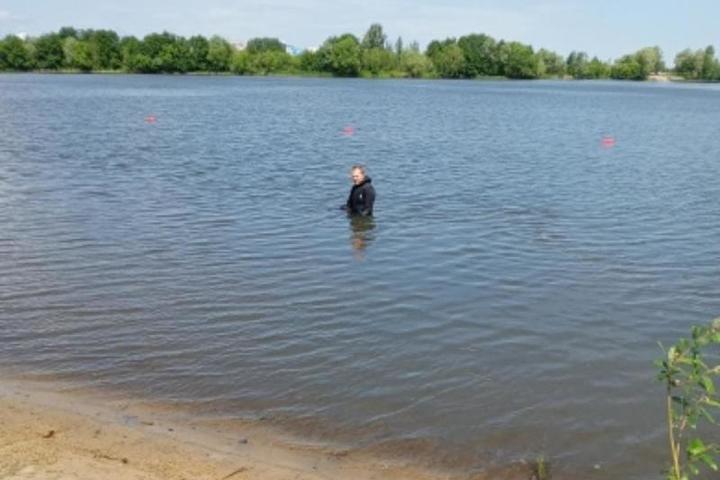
2 75 720 478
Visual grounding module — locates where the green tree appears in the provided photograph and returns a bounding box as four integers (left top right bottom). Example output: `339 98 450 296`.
611 54 644 80
701 46 718 81
503 41 539 79
120 36 152 73
426 39 465 78
140 32 181 72
0 38 7 70
1 35 33 71
457 33 498 77
361 47 395 76
317 34 362 76
566 51 590 78
246 37 285 54
361 23 386 50
493 40 511 76
674 48 703 79
247 50 292 75
297 50 321 72
187 35 209 71
636 46 664 75
400 50 432 78
230 50 250 74
206 35 233 72
155 39 190 73
433 43 465 78
586 57 610 78
63 37 93 71
611 47 664 80
0 38 5 70
536 48 565 77
88 29 121 70
140 32 169 58
58 26 78 39
425 38 452 59
33 33 65 70
394 36 403 57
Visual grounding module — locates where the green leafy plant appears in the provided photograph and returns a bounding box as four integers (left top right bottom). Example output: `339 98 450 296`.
530 455 551 480
657 318 720 479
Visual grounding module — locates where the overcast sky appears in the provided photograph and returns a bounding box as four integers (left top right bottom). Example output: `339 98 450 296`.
0 1 716 61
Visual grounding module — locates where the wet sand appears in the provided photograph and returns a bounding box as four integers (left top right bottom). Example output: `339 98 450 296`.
0 377 490 480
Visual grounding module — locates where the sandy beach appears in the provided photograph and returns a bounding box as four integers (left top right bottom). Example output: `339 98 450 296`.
0 376 442 480
0 376 528 480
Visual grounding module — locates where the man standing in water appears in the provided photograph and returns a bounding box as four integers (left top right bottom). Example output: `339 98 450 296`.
346 165 375 216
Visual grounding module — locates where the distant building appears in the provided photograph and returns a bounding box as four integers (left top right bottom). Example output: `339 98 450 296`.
232 41 246 51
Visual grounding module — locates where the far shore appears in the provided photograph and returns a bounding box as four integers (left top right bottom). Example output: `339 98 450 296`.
0 70 715 83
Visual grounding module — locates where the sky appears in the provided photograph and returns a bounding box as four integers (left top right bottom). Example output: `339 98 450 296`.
0 0 716 62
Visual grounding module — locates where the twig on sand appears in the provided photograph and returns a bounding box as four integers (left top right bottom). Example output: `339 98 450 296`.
91 450 129 464
220 466 248 480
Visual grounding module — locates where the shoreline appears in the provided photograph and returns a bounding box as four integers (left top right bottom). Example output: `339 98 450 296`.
0 70 715 83
0 375 490 480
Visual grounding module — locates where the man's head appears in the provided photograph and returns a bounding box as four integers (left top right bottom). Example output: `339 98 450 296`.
350 165 367 185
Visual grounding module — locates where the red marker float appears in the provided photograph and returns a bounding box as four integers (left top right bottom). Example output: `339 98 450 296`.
601 135 616 148
145 115 157 124
341 125 355 136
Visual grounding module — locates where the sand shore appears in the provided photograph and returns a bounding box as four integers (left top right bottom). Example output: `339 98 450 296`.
0 377 488 480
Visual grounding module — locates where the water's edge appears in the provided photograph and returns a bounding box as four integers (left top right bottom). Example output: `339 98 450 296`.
0 368 587 480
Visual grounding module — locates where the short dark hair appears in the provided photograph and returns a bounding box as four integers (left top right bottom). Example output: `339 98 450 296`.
350 164 367 174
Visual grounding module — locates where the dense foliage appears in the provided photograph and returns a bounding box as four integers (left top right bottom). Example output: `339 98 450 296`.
674 46 720 81
0 24 718 81
610 46 665 80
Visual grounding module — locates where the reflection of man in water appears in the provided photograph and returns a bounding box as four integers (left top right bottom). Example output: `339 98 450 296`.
349 215 375 260
345 165 375 216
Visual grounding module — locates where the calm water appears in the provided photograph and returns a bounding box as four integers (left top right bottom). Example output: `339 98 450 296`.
1 74 719 478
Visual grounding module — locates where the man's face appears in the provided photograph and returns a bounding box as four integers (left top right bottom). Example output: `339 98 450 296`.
351 168 365 185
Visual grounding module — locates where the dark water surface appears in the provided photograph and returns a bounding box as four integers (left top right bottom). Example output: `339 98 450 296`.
2 74 720 478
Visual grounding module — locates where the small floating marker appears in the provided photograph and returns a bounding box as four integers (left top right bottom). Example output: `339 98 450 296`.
145 115 157 124
341 125 355 136
601 135 616 148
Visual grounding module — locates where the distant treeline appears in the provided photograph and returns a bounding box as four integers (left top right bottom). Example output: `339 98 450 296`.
1 24 719 81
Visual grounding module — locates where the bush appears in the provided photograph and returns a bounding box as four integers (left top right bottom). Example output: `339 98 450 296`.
657 319 720 479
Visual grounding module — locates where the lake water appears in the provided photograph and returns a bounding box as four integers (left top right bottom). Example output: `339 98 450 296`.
1 74 719 479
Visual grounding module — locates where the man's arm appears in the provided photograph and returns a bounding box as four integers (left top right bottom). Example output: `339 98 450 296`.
344 189 353 212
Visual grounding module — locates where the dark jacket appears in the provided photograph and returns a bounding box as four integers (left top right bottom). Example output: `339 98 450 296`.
346 178 375 216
